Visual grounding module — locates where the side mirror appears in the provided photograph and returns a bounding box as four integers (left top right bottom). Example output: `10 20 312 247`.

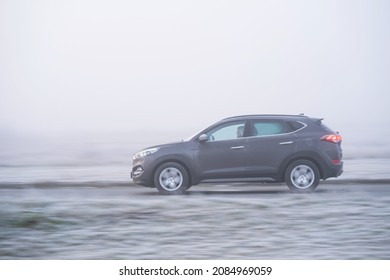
198 134 208 142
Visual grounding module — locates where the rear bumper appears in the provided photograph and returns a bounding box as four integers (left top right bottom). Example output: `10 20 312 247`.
323 161 343 179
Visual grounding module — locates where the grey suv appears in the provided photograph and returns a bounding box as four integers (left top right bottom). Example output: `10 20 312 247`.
131 115 343 194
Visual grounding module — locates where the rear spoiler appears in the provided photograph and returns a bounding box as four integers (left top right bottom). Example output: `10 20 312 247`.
310 118 324 124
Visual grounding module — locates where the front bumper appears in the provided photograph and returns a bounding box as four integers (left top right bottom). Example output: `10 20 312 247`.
130 156 155 187
130 166 144 178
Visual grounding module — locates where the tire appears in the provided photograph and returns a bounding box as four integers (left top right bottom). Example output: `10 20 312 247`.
285 159 320 193
154 162 190 195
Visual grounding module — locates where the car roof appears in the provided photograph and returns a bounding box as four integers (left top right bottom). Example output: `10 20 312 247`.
221 114 311 121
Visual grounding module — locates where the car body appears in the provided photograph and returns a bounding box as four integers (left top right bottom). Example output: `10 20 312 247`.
131 114 343 194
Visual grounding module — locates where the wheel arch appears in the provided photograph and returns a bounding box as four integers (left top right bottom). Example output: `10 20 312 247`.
278 152 325 181
151 157 195 187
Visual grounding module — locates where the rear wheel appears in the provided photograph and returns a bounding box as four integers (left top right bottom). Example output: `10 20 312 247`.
285 160 320 192
154 162 190 195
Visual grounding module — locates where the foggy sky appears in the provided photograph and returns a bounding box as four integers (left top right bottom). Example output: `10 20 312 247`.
1 0 389 137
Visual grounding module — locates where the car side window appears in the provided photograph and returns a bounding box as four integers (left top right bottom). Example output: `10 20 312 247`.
286 121 305 132
251 121 286 136
207 121 246 141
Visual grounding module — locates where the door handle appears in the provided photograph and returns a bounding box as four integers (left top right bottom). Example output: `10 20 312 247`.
279 141 293 145
231 146 244 150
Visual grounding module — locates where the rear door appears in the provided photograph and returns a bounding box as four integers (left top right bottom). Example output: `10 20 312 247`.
245 119 297 178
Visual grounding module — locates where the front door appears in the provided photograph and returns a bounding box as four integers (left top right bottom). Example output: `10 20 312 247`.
195 120 247 180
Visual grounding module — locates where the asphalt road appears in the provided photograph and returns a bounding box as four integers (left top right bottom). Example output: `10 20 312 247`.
1 181 389 197
1 182 389 259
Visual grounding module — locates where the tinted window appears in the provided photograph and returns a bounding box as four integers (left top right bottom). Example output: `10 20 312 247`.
251 121 286 136
286 121 305 132
207 121 246 141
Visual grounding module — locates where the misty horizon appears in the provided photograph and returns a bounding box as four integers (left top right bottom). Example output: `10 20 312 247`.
1 0 389 139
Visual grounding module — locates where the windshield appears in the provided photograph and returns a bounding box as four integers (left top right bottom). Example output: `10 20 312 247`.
184 129 203 142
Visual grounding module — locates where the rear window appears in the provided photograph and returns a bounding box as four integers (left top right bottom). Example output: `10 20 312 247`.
286 121 305 132
252 121 286 136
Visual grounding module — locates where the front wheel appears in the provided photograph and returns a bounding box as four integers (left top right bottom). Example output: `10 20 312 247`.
154 162 190 195
285 160 320 193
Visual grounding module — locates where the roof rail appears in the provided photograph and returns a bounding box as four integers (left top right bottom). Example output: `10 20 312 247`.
222 114 309 120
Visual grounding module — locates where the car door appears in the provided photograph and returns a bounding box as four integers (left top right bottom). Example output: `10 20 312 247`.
195 120 248 180
245 119 297 178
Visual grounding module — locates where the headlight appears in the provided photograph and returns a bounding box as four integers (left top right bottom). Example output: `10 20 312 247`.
133 147 159 160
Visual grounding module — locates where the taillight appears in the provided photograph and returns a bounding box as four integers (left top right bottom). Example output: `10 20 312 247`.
321 134 342 144
331 159 342 165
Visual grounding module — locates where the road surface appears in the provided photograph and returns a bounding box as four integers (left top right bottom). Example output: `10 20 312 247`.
1 182 389 259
